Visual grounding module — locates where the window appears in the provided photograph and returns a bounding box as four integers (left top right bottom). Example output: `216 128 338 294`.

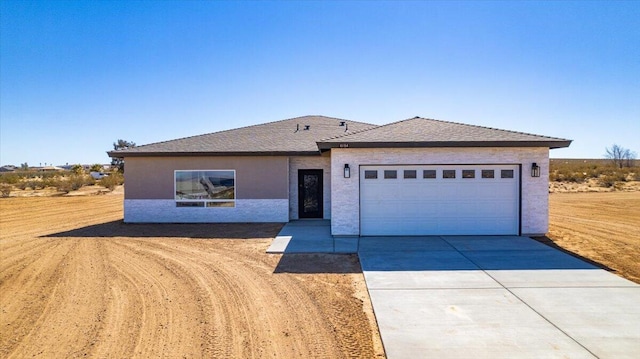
443 170 456 179
364 170 378 179
501 169 514 178
175 170 235 207
462 170 475 179
404 170 417 179
384 170 397 179
423 170 436 179
481 170 495 178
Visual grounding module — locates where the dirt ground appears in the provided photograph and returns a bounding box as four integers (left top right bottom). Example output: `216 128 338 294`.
548 179 640 193
546 191 640 284
0 195 384 358
2 189 638 358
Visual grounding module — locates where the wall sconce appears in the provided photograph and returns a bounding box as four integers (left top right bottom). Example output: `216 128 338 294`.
531 162 540 177
344 164 351 178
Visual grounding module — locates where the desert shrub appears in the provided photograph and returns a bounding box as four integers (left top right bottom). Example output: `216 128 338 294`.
54 175 89 193
21 171 40 179
16 181 29 190
598 172 627 188
0 184 11 197
40 171 61 179
549 159 640 186
100 172 124 191
0 173 20 184
41 177 57 188
85 176 96 186
598 176 616 188
54 179 73 193
27 180 42 190
70 164 85 175
566 171 587 183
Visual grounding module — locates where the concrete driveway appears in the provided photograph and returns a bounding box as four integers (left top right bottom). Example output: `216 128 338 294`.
358 236 640 359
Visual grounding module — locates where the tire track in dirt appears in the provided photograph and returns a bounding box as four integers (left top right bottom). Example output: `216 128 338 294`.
1 195 384 358
0 239 80 358
113 237 376 358
87 238 143 359
101 240 181 358
112 238 332 358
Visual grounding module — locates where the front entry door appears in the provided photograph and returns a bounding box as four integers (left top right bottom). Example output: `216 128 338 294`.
298 169 323 218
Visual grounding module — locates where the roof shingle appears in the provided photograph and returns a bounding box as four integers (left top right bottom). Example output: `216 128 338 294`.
109 115 571 157
318 117 571 149
109 116 376 157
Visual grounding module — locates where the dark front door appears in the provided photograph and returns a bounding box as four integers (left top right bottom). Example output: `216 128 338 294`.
298 169 323 218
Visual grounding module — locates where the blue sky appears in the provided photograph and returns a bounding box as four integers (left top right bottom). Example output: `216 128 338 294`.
1 1 638 166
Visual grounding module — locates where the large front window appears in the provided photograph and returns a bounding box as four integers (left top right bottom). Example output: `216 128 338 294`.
175 170 235 207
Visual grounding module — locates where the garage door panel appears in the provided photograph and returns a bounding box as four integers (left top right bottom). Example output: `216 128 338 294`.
437 184 461 196
360 165 519 236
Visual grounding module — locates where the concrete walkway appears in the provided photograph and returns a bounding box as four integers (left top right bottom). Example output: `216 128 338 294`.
359 236 640 359
266 220 358 253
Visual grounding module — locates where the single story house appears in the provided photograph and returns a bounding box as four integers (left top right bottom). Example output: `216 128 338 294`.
0 165 17 173
108 115 571 237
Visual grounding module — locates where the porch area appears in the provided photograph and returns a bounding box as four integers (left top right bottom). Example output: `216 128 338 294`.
266 220 358 253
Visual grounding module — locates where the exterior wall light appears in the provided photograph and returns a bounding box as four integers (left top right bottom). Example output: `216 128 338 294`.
344 164 351 178
531 162 540 177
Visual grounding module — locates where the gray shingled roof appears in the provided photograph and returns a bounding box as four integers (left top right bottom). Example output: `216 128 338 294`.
109 115 571 157
318 117 571 149
109 116 376 157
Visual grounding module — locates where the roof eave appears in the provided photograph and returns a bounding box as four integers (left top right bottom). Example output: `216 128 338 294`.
107 150 322 157
317 140 572 150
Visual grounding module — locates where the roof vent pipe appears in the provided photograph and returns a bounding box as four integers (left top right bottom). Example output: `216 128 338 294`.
296 124 299 132
304 125 310 130
345 124 348 132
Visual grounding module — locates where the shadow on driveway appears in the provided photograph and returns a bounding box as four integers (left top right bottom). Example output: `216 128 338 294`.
358 235 615 272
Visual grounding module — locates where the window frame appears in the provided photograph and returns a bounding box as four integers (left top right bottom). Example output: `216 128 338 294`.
481 169 495 179
423 170 437 179
442 169 456 179
403 170 417 179
174 170 236 208
384 170 398 179
462 170 475 179
364 170 378 179
501 169 515 179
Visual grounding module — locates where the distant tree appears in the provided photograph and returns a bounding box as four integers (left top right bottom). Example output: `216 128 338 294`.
111 139 136 173
90 164 104 172
605 144 637 168
70 164 85 175
625 150 637 168
20 162 29 170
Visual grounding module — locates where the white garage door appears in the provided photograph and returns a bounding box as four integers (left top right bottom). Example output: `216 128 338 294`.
360 165 520 236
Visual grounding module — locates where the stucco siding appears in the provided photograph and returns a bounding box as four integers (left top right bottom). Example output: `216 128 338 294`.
124 199 288 223
331 147 549 236
124 156 288 200
288 155 331 219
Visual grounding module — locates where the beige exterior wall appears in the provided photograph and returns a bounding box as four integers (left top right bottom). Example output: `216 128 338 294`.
124 156 289 200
